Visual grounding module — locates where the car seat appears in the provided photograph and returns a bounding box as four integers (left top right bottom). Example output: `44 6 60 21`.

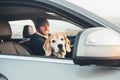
0 20 30 55
19 25 34 44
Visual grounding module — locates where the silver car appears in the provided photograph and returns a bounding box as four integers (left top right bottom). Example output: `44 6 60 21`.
0 0 120 80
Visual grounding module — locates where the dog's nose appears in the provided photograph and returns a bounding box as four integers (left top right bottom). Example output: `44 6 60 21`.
58 44 63 49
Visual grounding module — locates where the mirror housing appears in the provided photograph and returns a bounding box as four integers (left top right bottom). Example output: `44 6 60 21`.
73 27 120 66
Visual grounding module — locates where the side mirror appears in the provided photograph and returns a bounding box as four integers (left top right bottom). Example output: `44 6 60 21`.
73 27 120 67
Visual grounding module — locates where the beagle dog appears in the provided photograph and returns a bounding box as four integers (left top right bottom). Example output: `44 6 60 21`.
43 33 71 58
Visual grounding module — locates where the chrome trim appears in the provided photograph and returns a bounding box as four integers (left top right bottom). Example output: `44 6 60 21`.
0 55 74 64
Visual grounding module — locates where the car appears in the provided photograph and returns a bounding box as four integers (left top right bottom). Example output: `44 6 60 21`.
0 0 120 80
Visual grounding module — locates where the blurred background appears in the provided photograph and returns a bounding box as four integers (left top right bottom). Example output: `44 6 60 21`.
67 0 120 26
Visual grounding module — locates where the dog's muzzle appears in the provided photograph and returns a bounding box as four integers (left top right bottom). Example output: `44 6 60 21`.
58 44 63 49
58 44 64 53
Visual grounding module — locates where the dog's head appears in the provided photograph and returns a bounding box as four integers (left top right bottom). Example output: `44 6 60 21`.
43 33 71 58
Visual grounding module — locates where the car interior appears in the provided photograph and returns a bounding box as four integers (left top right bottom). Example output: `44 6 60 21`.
0 5 84 58
0 20 30 55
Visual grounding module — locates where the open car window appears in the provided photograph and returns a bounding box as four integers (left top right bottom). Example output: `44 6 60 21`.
7 18 82 59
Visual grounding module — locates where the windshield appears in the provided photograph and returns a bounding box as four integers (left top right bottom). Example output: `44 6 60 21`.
67 0 120 27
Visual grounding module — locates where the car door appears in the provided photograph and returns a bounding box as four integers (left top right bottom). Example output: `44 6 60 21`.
0 0 120 80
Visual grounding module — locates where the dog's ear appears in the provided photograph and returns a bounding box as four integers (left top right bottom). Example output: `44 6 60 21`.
63 34 71 52
43 37 52 56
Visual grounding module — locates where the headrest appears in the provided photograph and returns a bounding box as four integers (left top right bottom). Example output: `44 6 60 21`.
0 20 12 39
23 25 34 38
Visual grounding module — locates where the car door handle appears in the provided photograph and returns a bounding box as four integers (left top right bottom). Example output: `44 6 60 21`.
0 73 8 80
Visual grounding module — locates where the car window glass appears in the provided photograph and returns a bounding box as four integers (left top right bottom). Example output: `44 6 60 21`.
9 20 36 39
48 19 82 36
9 19 82 39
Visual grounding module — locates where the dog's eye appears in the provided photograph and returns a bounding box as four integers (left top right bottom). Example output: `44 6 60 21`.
52 40 56 43
61 38 64 41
